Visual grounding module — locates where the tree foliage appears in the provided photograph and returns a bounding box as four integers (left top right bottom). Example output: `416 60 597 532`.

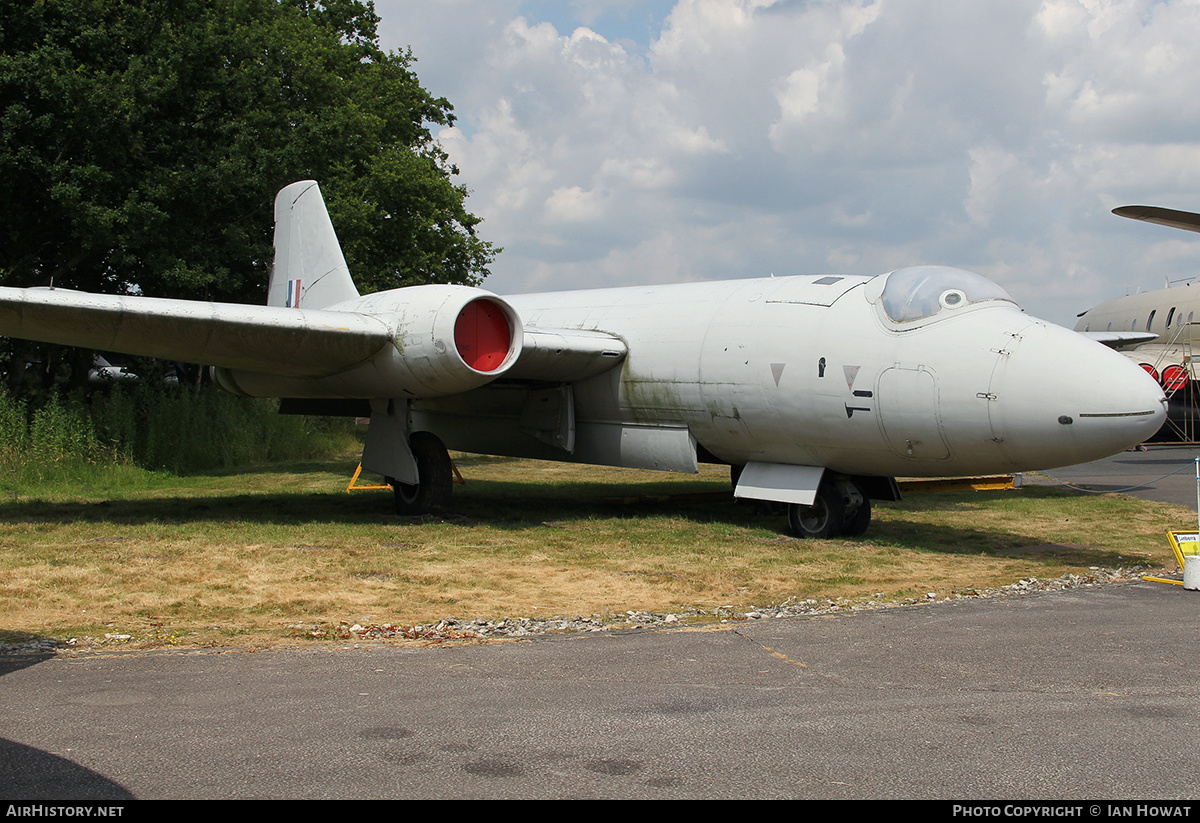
0 0 496 303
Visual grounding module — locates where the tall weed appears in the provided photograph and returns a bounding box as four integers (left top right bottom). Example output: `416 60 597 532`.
0 389 123 487
0 383 358 489
91 383 358 473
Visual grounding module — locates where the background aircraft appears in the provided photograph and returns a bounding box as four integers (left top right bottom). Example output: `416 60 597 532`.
1075 206 1200 431
0 182 1167 538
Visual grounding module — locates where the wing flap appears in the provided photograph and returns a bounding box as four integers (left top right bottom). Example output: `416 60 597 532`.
0 286 392 378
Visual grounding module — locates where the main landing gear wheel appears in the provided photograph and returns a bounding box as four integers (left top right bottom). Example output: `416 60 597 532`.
787 484 844 539
786 478 871 539
839 481 872 538
388 431 453 516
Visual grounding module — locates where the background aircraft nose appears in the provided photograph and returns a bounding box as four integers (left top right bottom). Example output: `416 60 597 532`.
987 321 1166 469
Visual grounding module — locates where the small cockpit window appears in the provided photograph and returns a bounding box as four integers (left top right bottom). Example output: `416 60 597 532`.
878 266 1015 323
939 290 966 309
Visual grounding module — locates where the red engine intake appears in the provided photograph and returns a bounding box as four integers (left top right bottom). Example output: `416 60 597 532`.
455 298 513 373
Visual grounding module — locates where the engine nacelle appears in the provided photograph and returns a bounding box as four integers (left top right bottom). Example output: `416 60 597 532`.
373 284 523 396
213 285 523 399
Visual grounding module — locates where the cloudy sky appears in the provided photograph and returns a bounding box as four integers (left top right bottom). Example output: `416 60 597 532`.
373 0 1200 327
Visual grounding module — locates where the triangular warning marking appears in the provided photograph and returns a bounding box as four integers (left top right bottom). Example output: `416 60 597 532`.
844 365 860 391
771 363 785 386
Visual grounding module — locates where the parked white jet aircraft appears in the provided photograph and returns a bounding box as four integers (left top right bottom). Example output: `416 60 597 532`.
0 182 1167 537
1075 206 1200 392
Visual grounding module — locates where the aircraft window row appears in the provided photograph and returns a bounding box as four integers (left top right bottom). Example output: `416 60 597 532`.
879 266 1014 323
1137 307 1191 333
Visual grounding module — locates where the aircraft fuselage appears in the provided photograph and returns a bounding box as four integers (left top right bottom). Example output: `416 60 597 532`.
411 269 1165 479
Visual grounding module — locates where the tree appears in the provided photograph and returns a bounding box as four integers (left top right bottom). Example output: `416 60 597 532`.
0 0 496 305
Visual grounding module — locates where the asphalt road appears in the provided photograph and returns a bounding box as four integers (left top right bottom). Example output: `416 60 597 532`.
1034 443 1200 510
3 450 1200 800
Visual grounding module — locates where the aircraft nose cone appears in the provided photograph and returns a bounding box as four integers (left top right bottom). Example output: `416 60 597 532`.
988 321 1166 469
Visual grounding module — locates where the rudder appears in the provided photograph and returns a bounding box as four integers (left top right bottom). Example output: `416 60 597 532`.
267 181 360 309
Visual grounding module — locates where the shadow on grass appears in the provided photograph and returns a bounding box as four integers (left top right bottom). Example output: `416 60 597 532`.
185 452 534 480
119 458 364 480
0 477 1152 570
0 480 755 530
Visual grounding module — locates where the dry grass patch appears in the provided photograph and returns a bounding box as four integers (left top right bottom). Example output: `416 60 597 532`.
0 455 1188 650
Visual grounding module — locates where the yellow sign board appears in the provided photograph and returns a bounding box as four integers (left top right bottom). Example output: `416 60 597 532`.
1167 531 1200 570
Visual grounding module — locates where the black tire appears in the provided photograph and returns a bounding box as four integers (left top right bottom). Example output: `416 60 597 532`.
787 483 845 539
730 464 744 490
840 482 872 537
389 432 453 515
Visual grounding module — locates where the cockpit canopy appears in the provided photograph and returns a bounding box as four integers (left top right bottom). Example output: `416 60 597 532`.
878 266 1016 323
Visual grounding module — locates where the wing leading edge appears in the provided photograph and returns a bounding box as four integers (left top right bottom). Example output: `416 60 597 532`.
1077 330 1159 349
1113 205 1200 234
0 286 393 379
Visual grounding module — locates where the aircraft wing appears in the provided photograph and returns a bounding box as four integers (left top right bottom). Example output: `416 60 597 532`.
0 285 630 390
1077 330 1159 348
0 286 392 379
1113 205 1200 234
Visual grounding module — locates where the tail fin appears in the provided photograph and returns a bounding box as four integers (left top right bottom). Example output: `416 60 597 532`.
267 181 361 309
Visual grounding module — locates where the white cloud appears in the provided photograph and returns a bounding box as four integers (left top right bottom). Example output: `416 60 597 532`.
544 184 607 223
374 0 1200 325
1039 0 1200 143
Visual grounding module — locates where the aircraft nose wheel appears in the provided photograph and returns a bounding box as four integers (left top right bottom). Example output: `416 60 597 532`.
786 478 871 539
388 431 454 515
